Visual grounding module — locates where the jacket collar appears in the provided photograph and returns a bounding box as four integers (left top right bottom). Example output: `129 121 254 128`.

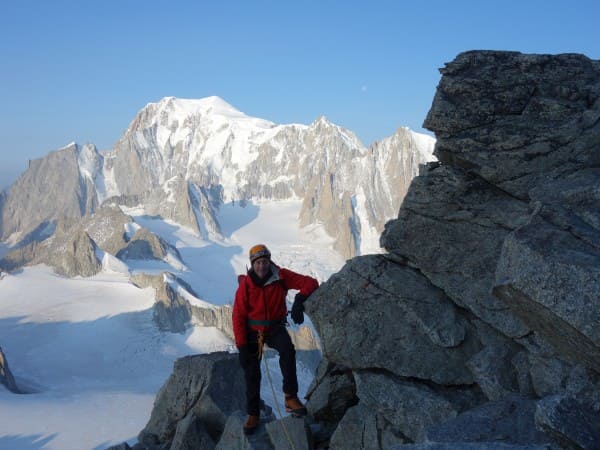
248 263 281 287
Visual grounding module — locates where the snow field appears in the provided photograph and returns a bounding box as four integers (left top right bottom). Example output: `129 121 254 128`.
0 199 344 449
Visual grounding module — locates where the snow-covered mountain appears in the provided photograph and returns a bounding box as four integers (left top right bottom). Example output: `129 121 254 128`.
0 96 435 258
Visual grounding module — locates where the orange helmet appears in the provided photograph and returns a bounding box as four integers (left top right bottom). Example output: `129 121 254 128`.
249 244 271 264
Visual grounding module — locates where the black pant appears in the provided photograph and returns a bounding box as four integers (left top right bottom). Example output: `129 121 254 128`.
239 325 298 416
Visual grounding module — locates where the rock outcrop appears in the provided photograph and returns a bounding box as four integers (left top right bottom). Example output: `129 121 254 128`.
82 204 133 256
0 219 102 277
123 352 315 450
0 345 20 393
305 50 600 449
130 272 194 333
137 353 246 449
117 227 180 261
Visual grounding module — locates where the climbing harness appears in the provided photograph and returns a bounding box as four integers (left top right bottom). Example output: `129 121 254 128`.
257 330 266 360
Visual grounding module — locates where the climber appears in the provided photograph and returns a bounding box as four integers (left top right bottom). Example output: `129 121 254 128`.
232 244 319 435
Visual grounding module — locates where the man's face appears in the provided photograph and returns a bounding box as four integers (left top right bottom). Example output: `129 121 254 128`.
252 257 270 278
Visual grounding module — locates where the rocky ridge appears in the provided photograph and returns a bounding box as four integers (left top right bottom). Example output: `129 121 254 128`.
112 51 600 449
0 205 179 277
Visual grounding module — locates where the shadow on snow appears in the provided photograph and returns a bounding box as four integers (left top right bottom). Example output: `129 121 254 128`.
0 311 231 396
0 434 57 450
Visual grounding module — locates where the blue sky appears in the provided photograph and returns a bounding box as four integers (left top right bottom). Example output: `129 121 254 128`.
1 0 599 189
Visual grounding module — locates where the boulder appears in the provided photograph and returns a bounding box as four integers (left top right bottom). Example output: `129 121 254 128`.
306 254 480 385
137 352 246 448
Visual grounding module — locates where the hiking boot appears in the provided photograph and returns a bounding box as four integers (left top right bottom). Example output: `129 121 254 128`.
284 395 307 417
243 414 260 435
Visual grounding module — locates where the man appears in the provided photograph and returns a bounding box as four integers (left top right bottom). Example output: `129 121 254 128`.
232 244 319 434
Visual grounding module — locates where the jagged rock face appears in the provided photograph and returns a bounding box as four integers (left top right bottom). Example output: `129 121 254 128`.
44 227 103 277
298 126 435 257
0 206 131 276
0 143 98 240
1 221 102 277
494 213 600 372
0 345 20 394
305 51 600 449
81 204 132 256
424 51 600 199
381 163 532 338
142 176 222 240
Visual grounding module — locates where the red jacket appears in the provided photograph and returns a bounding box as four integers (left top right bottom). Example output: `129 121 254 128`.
232 263 319 347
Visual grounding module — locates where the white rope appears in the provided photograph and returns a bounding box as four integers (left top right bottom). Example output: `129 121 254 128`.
262 351 298 450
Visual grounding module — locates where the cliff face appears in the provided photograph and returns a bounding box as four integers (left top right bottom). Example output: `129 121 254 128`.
0 144 98 241
306 51 600 449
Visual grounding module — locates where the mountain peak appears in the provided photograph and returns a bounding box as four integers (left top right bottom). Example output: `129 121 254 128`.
149 96 247 120
311 115 333 127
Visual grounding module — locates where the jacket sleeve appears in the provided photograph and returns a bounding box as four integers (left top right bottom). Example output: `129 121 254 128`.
280 268 319 298
232 276 249 347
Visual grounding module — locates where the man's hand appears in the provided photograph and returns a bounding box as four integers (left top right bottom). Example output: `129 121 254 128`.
291 293 307 324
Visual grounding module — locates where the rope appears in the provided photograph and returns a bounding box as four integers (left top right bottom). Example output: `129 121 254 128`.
258 331 298 450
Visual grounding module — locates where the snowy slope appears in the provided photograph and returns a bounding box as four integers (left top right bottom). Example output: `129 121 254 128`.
0 200 344 450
